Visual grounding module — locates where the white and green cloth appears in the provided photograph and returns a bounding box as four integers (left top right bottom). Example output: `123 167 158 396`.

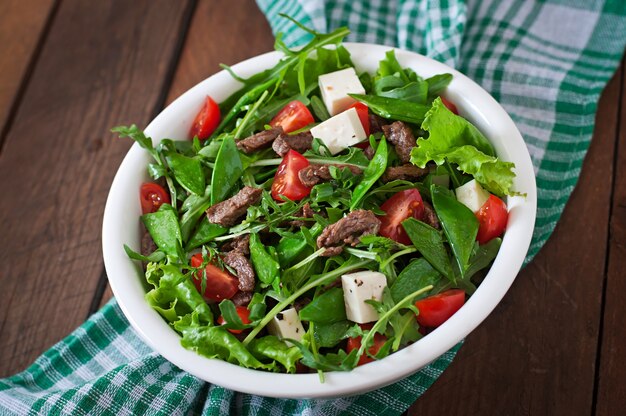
1 1 624 414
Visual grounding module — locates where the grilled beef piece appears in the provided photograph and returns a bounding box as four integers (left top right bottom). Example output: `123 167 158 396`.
223 250 256 292
206 186 262 227
298 164 363 187
283 202 316 228
221 234 250 255
422 201 440 229
140 226 158 269
363 144 376 160
231 291 253 307
236 127 283 154
316 209 381 256
381 164 429 183
272 131 313 156
381 121 416 164
369 113 385 134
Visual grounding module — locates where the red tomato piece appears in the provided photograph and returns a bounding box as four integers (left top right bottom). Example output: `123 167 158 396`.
189 96 221 140
271 149 311 201
378 189 425 245
190 253 239 301
415 289 465 328
217 305 251 334
346 323 388 366
269 100 314 133
441 97 459 115
476 195 508 244
348 102 370 136
140 182 170 215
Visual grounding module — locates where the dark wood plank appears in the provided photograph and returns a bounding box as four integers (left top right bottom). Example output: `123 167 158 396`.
0 0 56 141
0 0 193 376
595 62 626 416
410 68 621 415
99 0 276 307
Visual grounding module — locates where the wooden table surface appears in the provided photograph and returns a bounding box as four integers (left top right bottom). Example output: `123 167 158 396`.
1 1 624 414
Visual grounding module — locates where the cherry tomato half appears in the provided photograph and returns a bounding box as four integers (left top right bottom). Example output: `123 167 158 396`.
378 189 425 245
271 149 311 201
269 100 315 133
346 323 388 366
348 102 370 136
476 195 508 244
217 305 251 334
415 289 465 328
140 182 170 215
190 253 239 301
441 97 459 115
189 96 221 140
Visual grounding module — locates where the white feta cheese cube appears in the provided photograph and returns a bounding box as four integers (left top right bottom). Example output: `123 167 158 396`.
318 67 366 116
309 108 367 154
267 307 305 343
341 271 387 324
455 179 490 213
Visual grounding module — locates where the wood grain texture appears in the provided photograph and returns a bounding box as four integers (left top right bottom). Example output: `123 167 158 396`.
0 0 56 141
595 63 626 416
0 0 192 376
409 70 621 415
99 0 276 307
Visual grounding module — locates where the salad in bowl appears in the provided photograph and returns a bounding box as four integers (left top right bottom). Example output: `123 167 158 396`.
103 19 535 398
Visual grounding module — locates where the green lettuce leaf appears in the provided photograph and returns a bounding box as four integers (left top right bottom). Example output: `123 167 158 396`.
411 97 516 196
249 335 303 373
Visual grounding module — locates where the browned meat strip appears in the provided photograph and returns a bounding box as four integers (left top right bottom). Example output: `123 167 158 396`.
221 234 250 255
363 144 375 160
316 209 381 256
422 201 440 229
381 164 429 183
206 186 262 227
283 202 316 228
231 291 253 307
369 113 385 134
140 226 158 269
382 121 416 164
223 250 256 292
236 127 283 154
298 164 363 187
272 131 313 156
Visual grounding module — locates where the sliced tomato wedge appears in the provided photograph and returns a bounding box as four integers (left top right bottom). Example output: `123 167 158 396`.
271 149 311 201
476 195 508 244
190 253 239 301
415 289 465 328
140 182 170 214
348 102 370 136
441 97 459 115
346 323 387 366
269 100 314 133
378 189 425 245
189 96 220 140
217 305 251 334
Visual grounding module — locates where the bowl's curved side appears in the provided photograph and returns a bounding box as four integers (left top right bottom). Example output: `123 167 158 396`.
102 42 537 398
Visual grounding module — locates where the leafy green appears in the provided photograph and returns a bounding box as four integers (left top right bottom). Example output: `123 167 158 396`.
249 335 303 373
249 233 281 288
310 95 330 121
141 204 181 258
402 218 453 280
186 217 227 250
111 124 158 160
425 74 453 97
123 244 165 263
165 152 205 195
390 258 445 303
299 287 347 324
210 136 243 204
411 98 516 196
349 94 430 125
350 137 388 209
431 185 479 278
313 320 352 348
466 238 502 279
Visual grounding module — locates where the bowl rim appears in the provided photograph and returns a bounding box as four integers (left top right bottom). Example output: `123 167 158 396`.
102 42 537 399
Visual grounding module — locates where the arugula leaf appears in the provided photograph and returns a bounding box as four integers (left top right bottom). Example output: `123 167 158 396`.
303 146 370 169
425 73 453 97
111 124 158 160
314 320 352 348
299 287 347 324
431 185 479 278
350 137 388 210
141 204 182 258
376 50 414 83
411 97 516 196
123 244 165 263
349 94 430 125
390 258 445 303
402 218 453 280
210 136 243 204
249 335 303 373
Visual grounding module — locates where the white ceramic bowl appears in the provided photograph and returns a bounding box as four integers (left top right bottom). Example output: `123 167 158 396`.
102 43 537 398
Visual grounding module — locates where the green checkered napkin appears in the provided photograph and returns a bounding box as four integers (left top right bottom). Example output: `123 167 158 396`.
1 1 624 414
